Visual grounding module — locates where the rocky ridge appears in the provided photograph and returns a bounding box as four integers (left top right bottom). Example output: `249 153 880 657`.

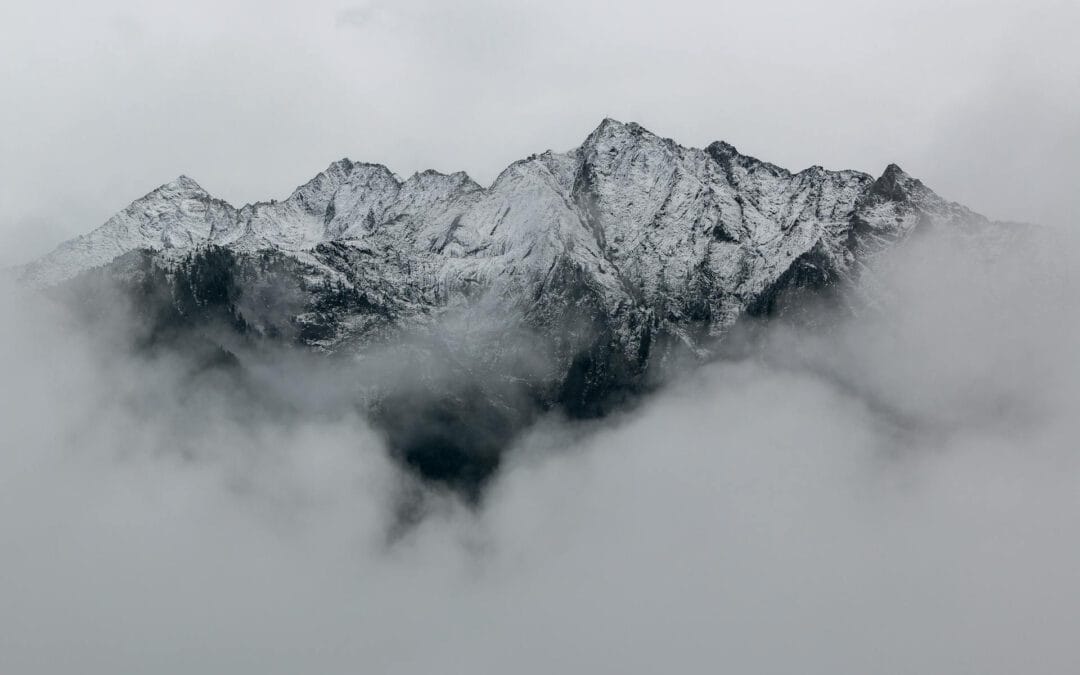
20 119 1012 492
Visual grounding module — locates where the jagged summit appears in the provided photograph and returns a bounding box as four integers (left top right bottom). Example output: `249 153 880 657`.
870 163 922 201
22 118 986 292
137 175 213 203
165 174 206 192
706 139 740 156
583 117 652 141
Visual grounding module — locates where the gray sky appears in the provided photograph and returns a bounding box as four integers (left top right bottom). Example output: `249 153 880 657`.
1 0 1077 267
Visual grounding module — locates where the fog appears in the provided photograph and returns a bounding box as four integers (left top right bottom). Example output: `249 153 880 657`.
1 223 1078 673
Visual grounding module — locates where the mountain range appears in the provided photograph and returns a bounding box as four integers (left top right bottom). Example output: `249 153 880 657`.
18 119 1017 494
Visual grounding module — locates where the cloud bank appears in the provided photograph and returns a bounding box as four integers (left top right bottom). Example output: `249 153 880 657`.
1 226 1079 673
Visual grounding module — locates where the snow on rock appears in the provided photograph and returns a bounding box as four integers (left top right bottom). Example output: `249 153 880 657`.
20 176 238 287
21 119 1009 344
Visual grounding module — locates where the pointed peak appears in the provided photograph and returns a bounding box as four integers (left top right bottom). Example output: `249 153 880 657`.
151 175 209 199
166 175 203 190
287 159 400 206
882 163 908 178
592 117 626 133
583 117 656 145
869 163 928 203
327 158 355 173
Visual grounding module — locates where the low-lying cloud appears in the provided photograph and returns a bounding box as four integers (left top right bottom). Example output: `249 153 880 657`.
1 225 1079 674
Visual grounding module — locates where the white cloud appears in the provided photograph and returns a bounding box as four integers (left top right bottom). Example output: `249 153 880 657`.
1 224 1078 673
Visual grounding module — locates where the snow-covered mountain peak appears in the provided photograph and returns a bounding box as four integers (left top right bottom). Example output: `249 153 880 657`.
704 140 794 178
21 119 1002 293
585 116 632 139
868 163 925 202
19 172 236 286
582 117 669 151
160 174 209 195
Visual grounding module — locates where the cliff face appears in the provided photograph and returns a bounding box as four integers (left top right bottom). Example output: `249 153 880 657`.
21 119 1010 493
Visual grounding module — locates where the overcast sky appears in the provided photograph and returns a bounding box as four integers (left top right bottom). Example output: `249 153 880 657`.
1 0 1077 266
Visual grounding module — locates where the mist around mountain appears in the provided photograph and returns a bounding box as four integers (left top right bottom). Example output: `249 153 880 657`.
2 208 1078 672
3 119 1076 673
15 120 1031 496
